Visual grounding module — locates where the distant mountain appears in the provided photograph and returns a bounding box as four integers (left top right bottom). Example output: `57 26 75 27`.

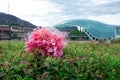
0 12 37 28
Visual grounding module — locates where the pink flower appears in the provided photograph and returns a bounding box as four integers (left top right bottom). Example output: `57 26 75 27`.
25 28 67 58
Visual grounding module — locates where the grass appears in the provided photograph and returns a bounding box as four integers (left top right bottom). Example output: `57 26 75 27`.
0 41 120 80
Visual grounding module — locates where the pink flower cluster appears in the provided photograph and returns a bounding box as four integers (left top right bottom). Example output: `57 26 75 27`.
25 28 67 58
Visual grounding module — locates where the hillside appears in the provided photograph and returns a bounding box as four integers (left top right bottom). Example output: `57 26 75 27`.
0 12 37 28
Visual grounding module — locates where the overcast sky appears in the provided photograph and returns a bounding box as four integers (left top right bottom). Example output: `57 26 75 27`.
0 0 120 26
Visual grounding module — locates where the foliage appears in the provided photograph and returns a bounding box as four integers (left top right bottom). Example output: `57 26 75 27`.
111 38 120 43
0 41 120 80
69 30 86 36
9 23 21 26
68 30 88 40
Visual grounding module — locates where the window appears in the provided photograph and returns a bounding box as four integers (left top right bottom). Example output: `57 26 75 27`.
116 28 120 35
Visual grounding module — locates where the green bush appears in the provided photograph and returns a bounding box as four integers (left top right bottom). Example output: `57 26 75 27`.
111 38 120 43
0 41 120 80
68 30 88 40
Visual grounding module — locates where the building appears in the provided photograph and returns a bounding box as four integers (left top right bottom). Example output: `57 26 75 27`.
54 19 120 41
0 25 11 40
114 26 120 39
0 25 34 40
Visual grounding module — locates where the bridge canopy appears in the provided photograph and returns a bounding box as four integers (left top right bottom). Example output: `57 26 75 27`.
54 19 115 39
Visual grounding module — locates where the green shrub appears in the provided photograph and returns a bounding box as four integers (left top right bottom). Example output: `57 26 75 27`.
111 38 120 43
68 29 88 40
0 41 120 80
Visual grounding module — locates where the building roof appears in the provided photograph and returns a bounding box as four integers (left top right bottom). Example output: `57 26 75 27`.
114 25 120 28
54 19 115 39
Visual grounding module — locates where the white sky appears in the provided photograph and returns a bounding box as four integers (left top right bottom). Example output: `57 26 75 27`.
0 0 120 26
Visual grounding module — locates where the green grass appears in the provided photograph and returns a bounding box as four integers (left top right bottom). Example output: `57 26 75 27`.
0 41 120 80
